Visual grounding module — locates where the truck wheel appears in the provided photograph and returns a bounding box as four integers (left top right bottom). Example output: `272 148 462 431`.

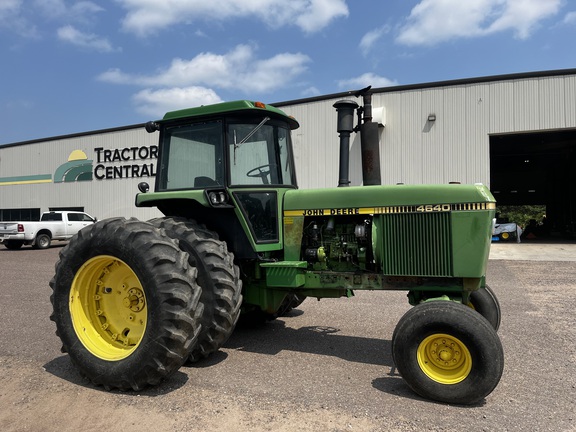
392 301 504 405
49 217 203 390
34 233 51 249
151 217 242 363
469 285 501 331
4 240 24 250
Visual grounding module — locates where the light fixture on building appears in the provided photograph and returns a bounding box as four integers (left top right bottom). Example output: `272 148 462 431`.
427 114 436 122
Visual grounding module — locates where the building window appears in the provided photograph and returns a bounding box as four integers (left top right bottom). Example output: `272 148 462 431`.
0 208 41 222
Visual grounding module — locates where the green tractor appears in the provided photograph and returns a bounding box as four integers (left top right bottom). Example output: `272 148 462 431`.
50 92 503 404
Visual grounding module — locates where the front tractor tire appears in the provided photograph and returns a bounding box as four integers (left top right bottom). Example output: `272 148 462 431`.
469 285 501 331
392 301 504 405
151 217 243 363
276 293 306 317
49 218 203 391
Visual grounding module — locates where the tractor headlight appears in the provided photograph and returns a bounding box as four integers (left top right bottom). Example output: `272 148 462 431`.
206 190 232 208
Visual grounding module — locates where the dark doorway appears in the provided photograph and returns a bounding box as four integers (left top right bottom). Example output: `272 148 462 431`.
490 129 576 238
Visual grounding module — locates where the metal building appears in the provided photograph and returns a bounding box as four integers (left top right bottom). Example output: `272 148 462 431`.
1 69 575 235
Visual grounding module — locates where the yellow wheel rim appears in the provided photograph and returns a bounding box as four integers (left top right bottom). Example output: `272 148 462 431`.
69 255 147 361
417 333 472 384
501 232 510 240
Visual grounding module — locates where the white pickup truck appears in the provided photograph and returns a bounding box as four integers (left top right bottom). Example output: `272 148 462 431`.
0 211 96 250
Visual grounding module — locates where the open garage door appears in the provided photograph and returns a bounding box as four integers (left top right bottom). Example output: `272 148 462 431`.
490 129 576 238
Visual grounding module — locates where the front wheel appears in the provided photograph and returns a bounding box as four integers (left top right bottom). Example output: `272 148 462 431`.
469 285 501 331
392 301 504 405
50 218 203 390
277 294 306 317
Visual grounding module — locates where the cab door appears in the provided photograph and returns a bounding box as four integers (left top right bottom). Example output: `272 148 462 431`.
227 119 296 251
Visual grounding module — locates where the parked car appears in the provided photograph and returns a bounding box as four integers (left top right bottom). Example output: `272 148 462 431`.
493 222 522 243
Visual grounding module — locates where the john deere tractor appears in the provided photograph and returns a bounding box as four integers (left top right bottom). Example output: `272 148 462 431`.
50 90 503 404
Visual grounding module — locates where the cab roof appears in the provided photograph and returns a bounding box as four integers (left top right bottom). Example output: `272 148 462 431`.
161 100 300 130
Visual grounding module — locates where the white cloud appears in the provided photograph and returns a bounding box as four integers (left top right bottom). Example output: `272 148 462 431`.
33 0 68 19
1 0 105 39
98 44 310 93
360 26 389 56
133 87 223 117
337 73 398 90
57 25 119 52
33 0 104 21
100 44 310 118
301 86 321 97
0 0 21 15
397 0 562 46
564 11 576 25
117 0 348 37
0 0 38 37
294 0 349 33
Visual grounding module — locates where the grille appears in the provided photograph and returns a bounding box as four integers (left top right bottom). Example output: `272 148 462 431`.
380 212 453 276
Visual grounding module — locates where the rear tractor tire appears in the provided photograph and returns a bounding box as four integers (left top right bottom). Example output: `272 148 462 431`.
50 217 203 391
392 301 504 405
151 217 243 363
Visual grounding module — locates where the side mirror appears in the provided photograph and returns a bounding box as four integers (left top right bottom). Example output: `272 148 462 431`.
138 182 150 193
145 121 159 133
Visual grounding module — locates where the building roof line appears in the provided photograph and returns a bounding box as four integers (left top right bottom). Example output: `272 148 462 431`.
0 123 146 149
272 68 576 108
3 68 576 149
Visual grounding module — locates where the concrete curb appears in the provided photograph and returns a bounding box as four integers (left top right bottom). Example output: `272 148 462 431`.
489 242 576 261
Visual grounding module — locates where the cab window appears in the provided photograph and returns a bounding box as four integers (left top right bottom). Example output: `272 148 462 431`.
158 121 223 191
228 121 295 187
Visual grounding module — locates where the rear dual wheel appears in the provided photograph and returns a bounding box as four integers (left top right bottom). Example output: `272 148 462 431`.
392 301 504 405
4 240 24 250
151 217 243 363
50 218 203 390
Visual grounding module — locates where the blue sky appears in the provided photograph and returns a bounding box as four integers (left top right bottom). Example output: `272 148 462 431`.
1 0 575 145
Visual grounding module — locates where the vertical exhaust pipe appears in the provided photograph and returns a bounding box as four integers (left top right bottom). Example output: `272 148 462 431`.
356 88 382 186
333 100 359 187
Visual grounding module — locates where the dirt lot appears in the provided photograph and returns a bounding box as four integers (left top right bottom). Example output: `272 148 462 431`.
0 244 575 432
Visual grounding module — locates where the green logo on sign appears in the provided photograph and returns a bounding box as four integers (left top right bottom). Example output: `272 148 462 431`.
54 150 93 183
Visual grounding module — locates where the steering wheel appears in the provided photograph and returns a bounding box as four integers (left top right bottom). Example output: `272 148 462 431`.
246 164 276 184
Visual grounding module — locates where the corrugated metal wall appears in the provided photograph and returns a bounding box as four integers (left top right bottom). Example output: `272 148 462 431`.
1 72 575 219
0 129 162 220
282 73 576 189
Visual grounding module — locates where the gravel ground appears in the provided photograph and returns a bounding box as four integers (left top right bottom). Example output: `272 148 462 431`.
0 243 575 432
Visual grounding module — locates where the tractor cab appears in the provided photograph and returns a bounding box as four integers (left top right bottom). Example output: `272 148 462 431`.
137 100 300 255
155 105 298 191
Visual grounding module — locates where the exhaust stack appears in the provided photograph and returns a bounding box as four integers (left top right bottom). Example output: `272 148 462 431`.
334 87 382 187
356 88 382 186
333 100 358 187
